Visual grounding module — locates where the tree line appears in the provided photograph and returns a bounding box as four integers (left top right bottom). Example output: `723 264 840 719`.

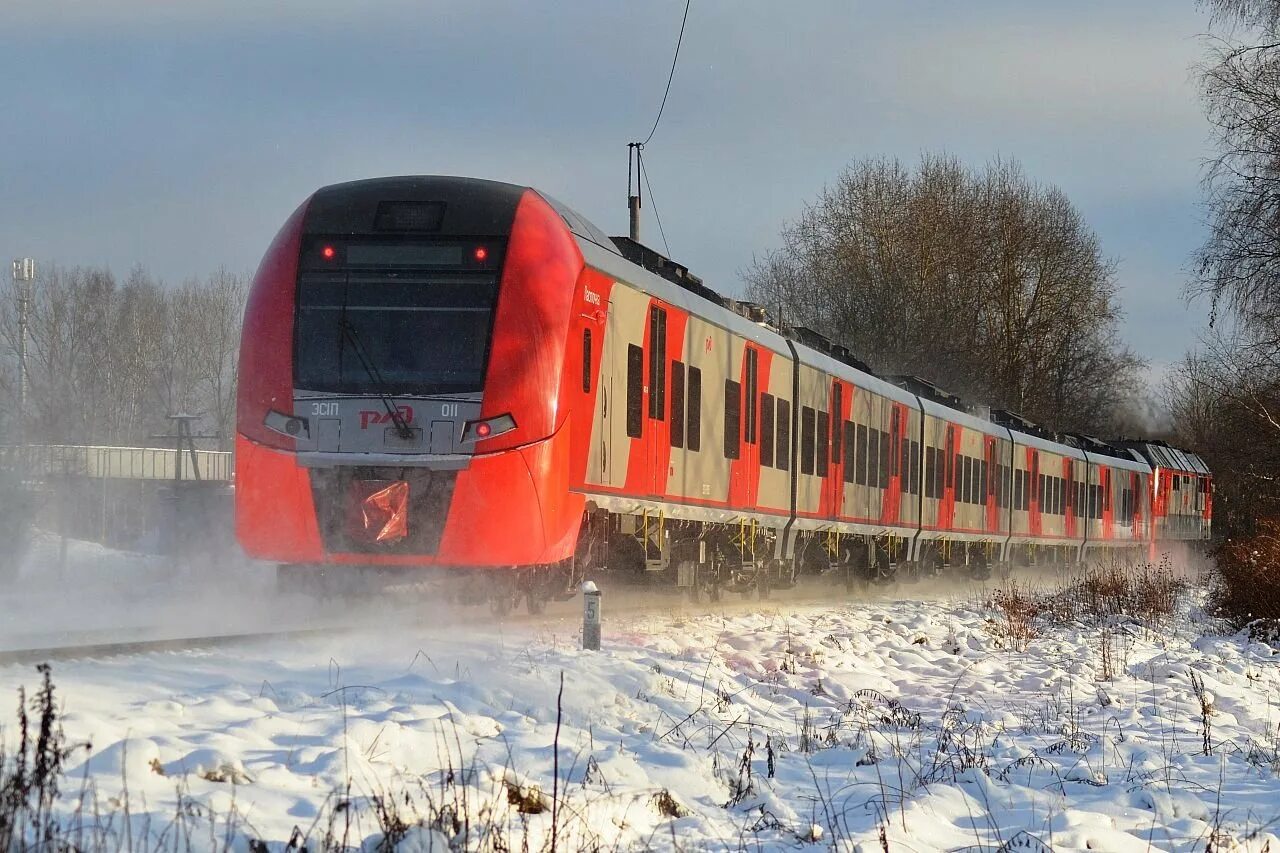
743 155 1144 437
1165 0 1280 619
0 265 246 450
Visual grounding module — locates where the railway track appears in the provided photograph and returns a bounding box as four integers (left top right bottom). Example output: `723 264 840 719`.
0 626 349 666
0 566 1023 666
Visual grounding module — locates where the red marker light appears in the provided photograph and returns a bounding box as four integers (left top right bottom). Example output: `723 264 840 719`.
474 246 488 262
475 422 492 438
322 245 336 260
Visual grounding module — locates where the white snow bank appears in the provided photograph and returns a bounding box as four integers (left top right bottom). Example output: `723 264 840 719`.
2 588 1280 851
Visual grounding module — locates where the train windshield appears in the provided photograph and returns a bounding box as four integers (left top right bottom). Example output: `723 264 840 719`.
293 238 503 395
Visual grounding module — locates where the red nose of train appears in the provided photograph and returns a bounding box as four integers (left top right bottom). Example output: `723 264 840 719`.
235 177 588 568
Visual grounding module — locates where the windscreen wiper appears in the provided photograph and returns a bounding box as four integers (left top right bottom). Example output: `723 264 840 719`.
338 319 415 439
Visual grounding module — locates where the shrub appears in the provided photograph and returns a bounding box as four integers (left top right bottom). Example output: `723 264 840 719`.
1212 517 1280 629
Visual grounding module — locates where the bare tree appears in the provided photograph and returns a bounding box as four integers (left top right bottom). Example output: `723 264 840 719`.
744 155 1142 434
1195 3 1280 332
0 264 248 447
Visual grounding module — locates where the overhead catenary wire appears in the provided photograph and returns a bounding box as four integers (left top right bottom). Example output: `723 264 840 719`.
640 0 692 148
627 0 692 251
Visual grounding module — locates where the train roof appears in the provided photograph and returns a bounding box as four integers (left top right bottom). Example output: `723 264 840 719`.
1114 439 1211 475
383 176 1196 475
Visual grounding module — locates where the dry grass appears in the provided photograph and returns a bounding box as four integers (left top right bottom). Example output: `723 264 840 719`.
987 581 1042 651
1047 557 1191 626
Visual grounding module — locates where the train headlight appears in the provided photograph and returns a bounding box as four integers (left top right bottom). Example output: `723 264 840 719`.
264 409 310 440
460 413 516 443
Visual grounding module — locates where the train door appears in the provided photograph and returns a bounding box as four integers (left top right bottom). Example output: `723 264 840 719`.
646 304 669 498
828 382 844 517
598 295 627 486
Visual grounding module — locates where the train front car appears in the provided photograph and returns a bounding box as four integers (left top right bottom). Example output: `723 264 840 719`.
235 177 587 601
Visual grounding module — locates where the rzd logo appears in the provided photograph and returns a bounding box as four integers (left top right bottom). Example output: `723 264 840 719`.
359 406 415 429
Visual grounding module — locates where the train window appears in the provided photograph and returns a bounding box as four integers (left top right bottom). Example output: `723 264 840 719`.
890 410 900 478
843 422 856 483
760 393 776 468
909 440 921 495
582 329 592 393
942 432 952 491
744 348 758 445
776 399 791 471
626 344 643 439
925 446 937 498
995 464 1006 508
865 427 878 487
860 425 870 484
724 379 742 460
801 407 816 475
831 384 843 460
648 307 666 421
1013 470 1023 510
899 427 910 482
670 360 685 449
856 425 869 485
926 440 936 494
966 457 976 504
817 410 830 471
687 367 702 451
935 446 946 497
980 459 989 504
879 430 891 489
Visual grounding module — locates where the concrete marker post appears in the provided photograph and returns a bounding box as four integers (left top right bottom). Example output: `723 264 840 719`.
582 580 601 651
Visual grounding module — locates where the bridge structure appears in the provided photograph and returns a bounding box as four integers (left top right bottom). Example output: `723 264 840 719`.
0 442 235 561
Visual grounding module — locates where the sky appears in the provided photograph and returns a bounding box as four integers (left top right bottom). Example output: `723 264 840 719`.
0 0 1216 379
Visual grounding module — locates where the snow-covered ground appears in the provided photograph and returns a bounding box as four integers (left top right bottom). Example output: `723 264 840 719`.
2 551 1280 852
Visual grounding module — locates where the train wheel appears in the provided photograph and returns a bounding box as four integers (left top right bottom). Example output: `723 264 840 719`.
607 535 647 581
683 561 702 603
491 592 523 618
755 561 776 600
698 560 723 603
488 574 521 618
917 545 942 579
967 549 993 581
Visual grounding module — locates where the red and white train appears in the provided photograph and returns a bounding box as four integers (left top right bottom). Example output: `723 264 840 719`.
235 176 1211 609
